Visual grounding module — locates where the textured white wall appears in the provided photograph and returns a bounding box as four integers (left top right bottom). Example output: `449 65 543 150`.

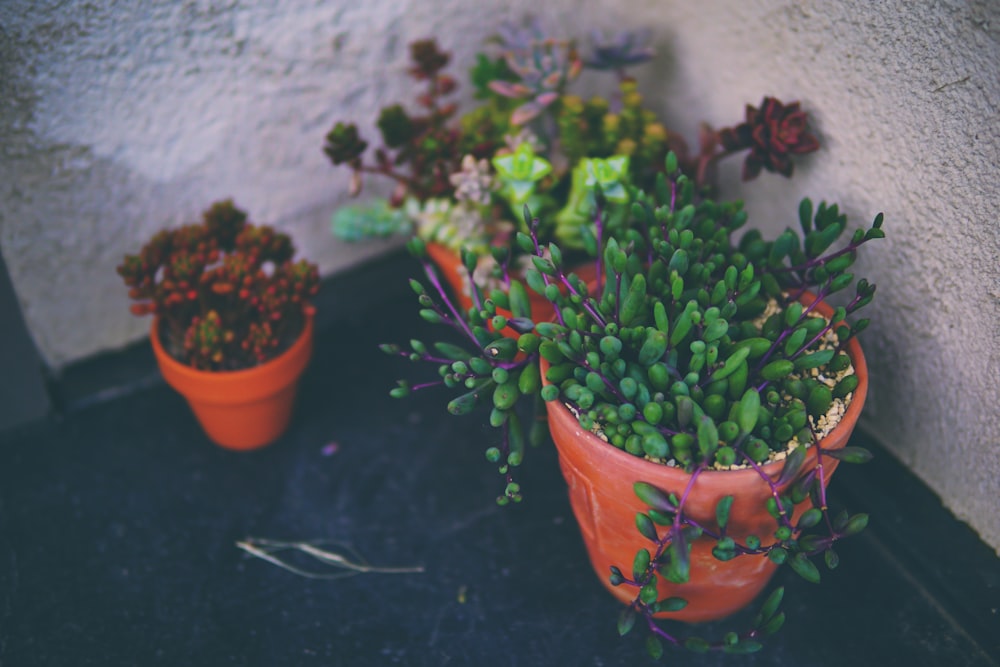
1 1 998 550
0 0 627 367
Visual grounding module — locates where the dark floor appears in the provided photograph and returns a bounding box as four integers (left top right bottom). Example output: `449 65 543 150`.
1 252 998 667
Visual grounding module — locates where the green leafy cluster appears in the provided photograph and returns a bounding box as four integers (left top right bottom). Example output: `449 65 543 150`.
382 148 883 654
557 81 670 191
326 26 822 290
382 241 553 504
530 170 877 473
388 149 881 492
534 159 878 655
326 28 669 255
463 79 670 252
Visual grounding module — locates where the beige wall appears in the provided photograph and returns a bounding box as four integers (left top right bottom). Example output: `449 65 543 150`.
1 1 998 550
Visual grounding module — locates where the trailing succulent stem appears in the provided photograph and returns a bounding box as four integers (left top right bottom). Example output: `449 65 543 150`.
381 237 547 504
618 445 870 657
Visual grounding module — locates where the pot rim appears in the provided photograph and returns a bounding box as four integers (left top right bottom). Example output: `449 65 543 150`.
149 307 315 391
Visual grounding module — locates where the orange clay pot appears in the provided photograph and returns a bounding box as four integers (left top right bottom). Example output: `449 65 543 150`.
150 310 314 451
542 295 868 623
425 242 598 338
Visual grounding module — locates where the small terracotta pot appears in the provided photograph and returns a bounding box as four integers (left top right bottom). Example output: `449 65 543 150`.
150 310 314 451
424 242 598 338
542 296 868 623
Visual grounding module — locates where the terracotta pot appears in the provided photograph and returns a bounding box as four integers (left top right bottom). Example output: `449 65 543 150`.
542 296 868 623
424 242 598 338
150 310 315 451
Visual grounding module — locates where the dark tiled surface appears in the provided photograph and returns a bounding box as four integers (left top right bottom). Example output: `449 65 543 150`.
1 254 998 666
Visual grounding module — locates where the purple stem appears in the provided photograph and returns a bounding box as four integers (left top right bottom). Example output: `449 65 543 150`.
740 452 794 530
670 463 705 547
594 201 605 294
766 241 864 275
527 213 607 328
754 285 830 374
396 350 476 374
555 271 607 328
673 464 704 532
613 270 623 325
413 354 458 365
790 292 864 361
646 618 681 647
411 379 446 391
500 251 512 290
639 469 703 581
420 258 478 344
527 220 566 327
807 422 836 534
469 275 485 313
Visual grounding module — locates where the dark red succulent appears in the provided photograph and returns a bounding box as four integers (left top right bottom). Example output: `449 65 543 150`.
408 39 450 79
719 97 820 181
117 200 319 371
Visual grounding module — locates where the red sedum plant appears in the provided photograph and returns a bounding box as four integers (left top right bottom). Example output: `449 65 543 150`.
117 200 319 371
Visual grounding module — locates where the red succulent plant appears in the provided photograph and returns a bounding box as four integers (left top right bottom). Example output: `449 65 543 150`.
117 200 319 371
718 96 820 181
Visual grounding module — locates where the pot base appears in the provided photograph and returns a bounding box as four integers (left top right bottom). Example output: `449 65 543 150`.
150 311 314 450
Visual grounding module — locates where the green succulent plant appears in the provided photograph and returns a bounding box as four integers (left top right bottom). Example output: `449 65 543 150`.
491 142 553 205
382 150 883 656
326 27 818 281
321 25 621 247
556 81 671 191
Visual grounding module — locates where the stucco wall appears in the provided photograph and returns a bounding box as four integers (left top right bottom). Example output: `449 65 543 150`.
647 0 1000 556
1 1 998 550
